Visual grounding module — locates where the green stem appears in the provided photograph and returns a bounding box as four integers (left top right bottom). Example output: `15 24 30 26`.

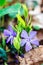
11 25 17 32
28 15 32 25
6 49 10 53
4 62 8 65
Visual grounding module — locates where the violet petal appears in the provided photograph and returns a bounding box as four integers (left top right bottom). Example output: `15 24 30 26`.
29 31 37 39
4 30 11 36
10 37 13 45
13 31 17 37
31 39 39 46
21 30 28 38
14 59 19 64
20 39 26 46
8 25 16 36
25 42 32 52
6 36 12 43
8 25 13 34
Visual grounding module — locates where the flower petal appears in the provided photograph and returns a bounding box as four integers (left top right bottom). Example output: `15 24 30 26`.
29 31 37 39
31 39 39 46
25 42 32 52
4 30 11 36
8 25 16 36
8 25 13 34
13 31 17 37
21 30 28 38
6 36 13 43
20 39 26 46
10 37 13 45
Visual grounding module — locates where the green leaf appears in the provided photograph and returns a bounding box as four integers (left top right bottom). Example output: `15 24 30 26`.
11 25 17 32
22 4 28 17
13 35 20 50
2 35 6 49
16 23 23 33
0 3 28 18
26 16 32 32
0 3 21 17
4 62 8 65
17 14 26 28
33 26 40 30
33 1 38 8
28 16 32 25
25 25 32 32
0 44 2 48
0 48 8 61
0 27 5 32
7 44 17 54
41 64 43 65
0 0 6 6
7 0 12 2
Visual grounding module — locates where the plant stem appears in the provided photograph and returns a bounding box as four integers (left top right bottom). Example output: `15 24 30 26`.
4 62 8 65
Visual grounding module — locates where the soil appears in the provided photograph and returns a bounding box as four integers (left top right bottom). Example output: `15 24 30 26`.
19 45 43 65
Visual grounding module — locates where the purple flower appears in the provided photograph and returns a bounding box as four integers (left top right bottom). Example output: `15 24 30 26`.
21 30 39 52
4 25 16 45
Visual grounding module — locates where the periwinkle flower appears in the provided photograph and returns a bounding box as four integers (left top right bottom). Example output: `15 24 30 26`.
4 25 16 45
21 30 39 52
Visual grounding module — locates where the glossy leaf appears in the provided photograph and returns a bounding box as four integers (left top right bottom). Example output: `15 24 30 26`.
7 0 12 2
16 23 23 33
4 62 8 65
13 33 20 50
2 36 6 49
0 3 28 18
0 48 8 61
41 63 43 65
7 44 17 54
17 14 26 28
9 5 24 18
11 25 17 32
22 4 28 17
0 27 5 32
25 24 32 33
13 38 20 50
33 1 38 8
33 26 40 30
0 3 21 17
26 16 32 32
0 0 6 6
